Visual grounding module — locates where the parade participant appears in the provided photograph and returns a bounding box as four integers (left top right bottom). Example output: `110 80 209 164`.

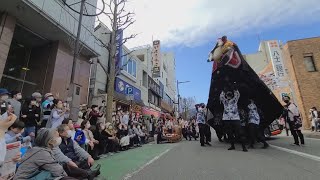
220 89 248 152
282 96 305 146
196 103 209 146
247 99 269 149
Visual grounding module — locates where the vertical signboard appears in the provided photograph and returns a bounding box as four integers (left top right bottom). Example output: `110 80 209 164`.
115 29 123 75
152 40 161 78
267 41 286 79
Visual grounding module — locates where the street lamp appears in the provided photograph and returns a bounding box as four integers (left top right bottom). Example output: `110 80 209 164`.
176 80 190 116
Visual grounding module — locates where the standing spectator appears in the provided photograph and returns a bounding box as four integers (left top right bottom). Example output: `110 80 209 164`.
32 92 43 133
41 93 54 128
283 96 305 146
121 111 130 125
88 105 103 127
6 90 22 118
46 99 69 129
310 107 319 132
20 97 39 143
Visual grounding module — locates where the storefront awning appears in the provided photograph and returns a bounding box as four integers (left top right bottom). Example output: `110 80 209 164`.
114 92 145 107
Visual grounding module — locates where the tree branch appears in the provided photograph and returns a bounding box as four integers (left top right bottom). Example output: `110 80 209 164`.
120 34 138 46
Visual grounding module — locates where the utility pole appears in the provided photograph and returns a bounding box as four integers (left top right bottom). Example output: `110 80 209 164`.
68 0 86 121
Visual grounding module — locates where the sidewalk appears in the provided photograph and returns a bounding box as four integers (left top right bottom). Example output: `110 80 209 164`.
302 130 320 139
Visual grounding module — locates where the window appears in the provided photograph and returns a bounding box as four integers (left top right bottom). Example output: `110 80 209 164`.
121 55 136 77
304 55 317 72
142 71 148 88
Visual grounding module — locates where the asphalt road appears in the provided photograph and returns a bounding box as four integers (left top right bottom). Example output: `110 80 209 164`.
126 133 320 180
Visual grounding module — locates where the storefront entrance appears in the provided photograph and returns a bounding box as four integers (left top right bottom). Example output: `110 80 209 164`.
0 25 52 96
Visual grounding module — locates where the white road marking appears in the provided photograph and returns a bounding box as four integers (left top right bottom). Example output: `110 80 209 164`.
277 135 320 141
270 144 320 162
123 146 174 180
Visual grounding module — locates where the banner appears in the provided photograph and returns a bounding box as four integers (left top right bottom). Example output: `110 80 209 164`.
267 41 286 79
115 29 123 75
152 40 161 78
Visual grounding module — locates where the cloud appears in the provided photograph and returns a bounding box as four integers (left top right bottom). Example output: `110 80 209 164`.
98 0 320 48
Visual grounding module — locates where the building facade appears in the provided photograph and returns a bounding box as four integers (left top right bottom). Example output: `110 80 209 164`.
282 37 320 128
0 0 100 105
244 40 292 105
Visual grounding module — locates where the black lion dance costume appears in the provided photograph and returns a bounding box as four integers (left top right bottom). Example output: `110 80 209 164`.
206 36 283 150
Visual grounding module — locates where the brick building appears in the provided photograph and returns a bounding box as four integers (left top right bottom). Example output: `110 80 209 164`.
282 37 320 128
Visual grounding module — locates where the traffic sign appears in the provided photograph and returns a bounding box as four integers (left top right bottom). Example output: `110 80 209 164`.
126 87 133 95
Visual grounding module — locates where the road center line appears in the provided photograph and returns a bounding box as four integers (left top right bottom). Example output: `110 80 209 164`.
123 145 174 180
270 144 320 162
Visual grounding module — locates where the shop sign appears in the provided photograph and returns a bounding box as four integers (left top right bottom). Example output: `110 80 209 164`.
148 76 161 96
267 40 286 79
115 77 141 101
152 40 161 78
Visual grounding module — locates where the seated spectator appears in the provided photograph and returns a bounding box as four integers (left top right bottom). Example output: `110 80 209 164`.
14 128 74 180
74 124 86 149
133 124 146 144
46 99 69 129
93 122 109 155
5 120 31 144
62 119 76 139
117 123 130 150
104 123 120 153
141 124 149 142
81 120 99 160
128 125 141 147
54 124 100 180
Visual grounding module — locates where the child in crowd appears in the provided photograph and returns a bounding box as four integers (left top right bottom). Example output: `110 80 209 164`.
5 120 31 145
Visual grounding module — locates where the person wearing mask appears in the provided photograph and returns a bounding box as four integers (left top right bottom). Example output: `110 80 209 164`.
220 89 248 152
6 91 22 118
54 124 100 180
20 97 39 143
0 88 18 170
41 93 55 128
31 92 43 133
46 99 69 129
117 123 130 150
247 99 269 149
88 105 103 127
5 120 31 144
104 123 120 153
14 128 74 180
282 96 304 146
62 119 76 139
133 123 146 144
81 120 99 160
310 107 319 132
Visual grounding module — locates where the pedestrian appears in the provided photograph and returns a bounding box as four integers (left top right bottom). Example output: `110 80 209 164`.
6 90 22 118
282 96 304 146
247 99 269 149
220 89 248 152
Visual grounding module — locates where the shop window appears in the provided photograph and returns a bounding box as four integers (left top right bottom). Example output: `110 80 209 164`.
304 55 317 72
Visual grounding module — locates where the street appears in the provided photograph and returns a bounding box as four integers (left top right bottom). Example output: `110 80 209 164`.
98 131 320 180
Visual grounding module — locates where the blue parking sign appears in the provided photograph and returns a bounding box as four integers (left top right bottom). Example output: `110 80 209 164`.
126 87 133 95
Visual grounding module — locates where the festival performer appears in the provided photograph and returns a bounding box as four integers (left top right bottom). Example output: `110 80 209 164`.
196 103 210 147
206 36 283 141
247 99 269 149
220 90 247 152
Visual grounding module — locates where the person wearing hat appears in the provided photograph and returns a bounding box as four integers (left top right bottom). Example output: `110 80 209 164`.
41 93 54 128
282 96 305 146
6 90 22 118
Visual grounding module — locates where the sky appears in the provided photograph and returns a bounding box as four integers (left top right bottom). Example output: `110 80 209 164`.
97 0 320 103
